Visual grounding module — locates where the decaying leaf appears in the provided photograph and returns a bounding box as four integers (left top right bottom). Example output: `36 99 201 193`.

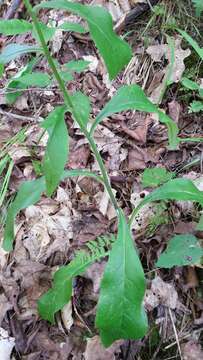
84 335 123 360
147 38 191 103
0 327 15 360
144 276 179 311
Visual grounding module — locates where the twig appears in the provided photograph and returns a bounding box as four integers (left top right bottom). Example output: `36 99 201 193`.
0 108 42 122
168 308 183 360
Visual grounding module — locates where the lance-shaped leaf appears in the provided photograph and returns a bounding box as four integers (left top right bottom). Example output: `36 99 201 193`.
58 22 86 33
18 72 52 87
70 91 91 127
3 177 45 252
156 234 203 268
35 1 132 79
3 170 103 252
96 210 147 347
41 106 68 196
0 44 41 64
0 19 32 35
130 178 203 226
90 85 179 149
177 29 203 60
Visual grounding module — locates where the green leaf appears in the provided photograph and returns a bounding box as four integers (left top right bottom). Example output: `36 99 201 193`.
64 60 90 73
0 44 41 64
130 178 203 227
18 72 52 87
140 178 203 207
189 100 203 113
192 0 203 16
196 214 203 231
90 85 179 149
181 77 200 91
32 22 56 43
0 19 32 35
156 234 203 268
35 1 132 79
3 169 103 252
69 91 91 127
142 167 174 188
41 106 68 196
58 22 86 33
0 63 4 78
6 57 37 104
177 29 203 60
156 111 179 150
59 71 73 82
96 210 147 347
38 235 114 323
90 85 157 134
3 177 45 252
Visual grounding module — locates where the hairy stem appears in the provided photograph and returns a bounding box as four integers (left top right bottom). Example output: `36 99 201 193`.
23 0 118 211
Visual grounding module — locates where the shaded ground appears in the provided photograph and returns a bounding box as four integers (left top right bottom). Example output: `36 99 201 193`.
0 0 203 359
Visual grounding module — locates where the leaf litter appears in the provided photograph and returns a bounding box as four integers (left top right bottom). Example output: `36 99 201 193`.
0 0 203 359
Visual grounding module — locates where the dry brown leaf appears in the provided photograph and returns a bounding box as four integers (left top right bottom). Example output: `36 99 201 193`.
144 276 179 311
131 189 155 231
61 301 74 331
0 327 15 360
84 261 106 295
168 100 182 124
0 294 12 325
147 38 191 103
182 341 203 360
84 335 122 360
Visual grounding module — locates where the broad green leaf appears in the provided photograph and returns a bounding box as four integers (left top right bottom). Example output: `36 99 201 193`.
59 71 73 82
3 169 103 252
192 0 203 16
69 92 91 127
32 22 56 43
41 106 68 196
189 100 203 113
0 19 32 35
6 58 37 103
38 235 114 323
96 210 147 347
0 44 41 64
64 60 90 73
142 167 174 188
130 178 203 227
156 234 203 268
90 85 179 149
181 77 200 91
177 29 203 60
58 22 86 33
3 177 45 252
35 1 132 79
18 72 52 87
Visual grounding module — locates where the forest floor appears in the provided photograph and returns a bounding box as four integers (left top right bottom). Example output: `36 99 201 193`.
0 0 203 359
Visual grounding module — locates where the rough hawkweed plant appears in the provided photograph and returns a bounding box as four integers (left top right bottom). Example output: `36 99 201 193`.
1 0 203 347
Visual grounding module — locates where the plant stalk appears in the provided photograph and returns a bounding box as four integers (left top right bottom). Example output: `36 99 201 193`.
23 0 118 211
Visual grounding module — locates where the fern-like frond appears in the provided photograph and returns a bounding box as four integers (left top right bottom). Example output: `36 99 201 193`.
38 235 115 323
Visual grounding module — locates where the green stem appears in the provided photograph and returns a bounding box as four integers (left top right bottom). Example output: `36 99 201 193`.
23 0 118 211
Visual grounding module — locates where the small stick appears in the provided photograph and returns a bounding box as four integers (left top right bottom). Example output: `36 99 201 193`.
168 308 183 360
